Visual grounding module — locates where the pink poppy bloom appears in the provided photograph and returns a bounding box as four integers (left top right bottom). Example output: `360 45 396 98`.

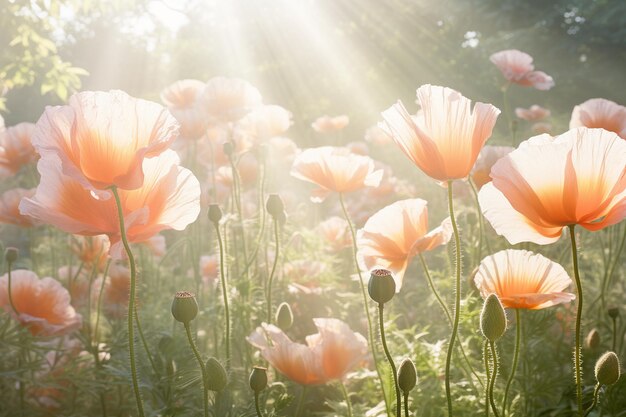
381 84 500 181
515 105 551 121
70 235 110 270
200 77 263 124
479 127 626 245
490 50 555 90
317 216 352 251
0 122 38 178
569 98 626 139
0 270 82 336
470 145 514 190
237 104 292 141
474 250 575 309
0 188 36 227
161 79 208 140
357 199 452 290
531 122 552 135
311 115 349 133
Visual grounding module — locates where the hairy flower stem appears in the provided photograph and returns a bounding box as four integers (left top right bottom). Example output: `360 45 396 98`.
6 259 18 316
484 340 491 417
612 316 617 352
254 392 264 417
502 309 521 416
340 381 354 417
583 383 600 417
488 342 501 417
339 192 390 416
266 218 280 323
212 219 231 366
379 304 401 417
110 186 145 417
184 323 209 417
568 225 584 416
295 385 308 417
445 180 462 416
403 392 410 417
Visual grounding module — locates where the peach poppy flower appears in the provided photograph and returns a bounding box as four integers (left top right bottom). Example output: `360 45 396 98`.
161 79 208 140
0 188 35 227
95 263 131 319
247 318 367 385
0 122 38 178
57 265 94 310
20 150 201 258
357 199 452 290
200 255 219 284
70 235 110 270
290 146 383 202
569 98 626 139
346 141 369 155
311 115 349 133
0 270 82 336
531 122 552 135
490 50 555 90
32 90 179 195
474 250 575 309
200 77 263 124
479 127 626 245
317 216 352 251
380 84 500 181
515 105 551 121
470 145 514 190
237 104 292 141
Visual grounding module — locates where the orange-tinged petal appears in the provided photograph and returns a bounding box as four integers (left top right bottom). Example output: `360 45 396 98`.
570 98 626 139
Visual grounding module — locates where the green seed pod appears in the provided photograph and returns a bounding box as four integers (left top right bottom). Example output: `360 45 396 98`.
595 351 621 386
608 306 619 319
398 358 418 394
171 291 199 324
585 328 600 350
266 194 285 219
205 357 228 391
275 302 293 330
368 269 396 305
480 294 507 342
249 366 268 393
208 204 223 224
4 247 18 263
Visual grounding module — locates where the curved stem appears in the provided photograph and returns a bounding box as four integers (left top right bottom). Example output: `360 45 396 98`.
583 383 600 417
212 220 231 366
266 218 280 323
445 180 463 416
110 186 144 417
379 304 401 417
340 380 354 417
184 323 209 417
484 340 491 417
254 391 264 417
339 192 390 416
488 341 501 417
569 225 584 416
135 309 159 376
93 260 111 347
295 385 308 417
502 309 521 416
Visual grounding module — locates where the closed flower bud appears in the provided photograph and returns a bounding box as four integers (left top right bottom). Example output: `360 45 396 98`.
585 328 600 350
608 307 619 319
223 141 234 156
205 357 228 391
595 351 620 386
171 291 198 324
249 366 268 393
398 358 418 394
4 247 18 263
480 294 507 342
266 194 284 218
275 302 293 330
208 204 223 224
368 269 396 305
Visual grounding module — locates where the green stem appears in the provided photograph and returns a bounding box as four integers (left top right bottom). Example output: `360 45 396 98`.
212 220 231 366
110 186 145 417
295 385 308 417
600 224 626 311
488 341 501 417
340 380 354 417
135 309 159 376
611 316 617 353
93 260 111 347
445 180 463 416
339 192 390 416
184 323 209 417
569 225 584 416
501 83 515 145
484 340 490 417
583 383 601 417
403 391 410 417
502 309 521 416
6 260 18 316
266 218 280 323
254 391 264 417
379 304 401 417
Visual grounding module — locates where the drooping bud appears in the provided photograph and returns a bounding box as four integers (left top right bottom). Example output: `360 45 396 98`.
275 302 293 330
585 328 600 350
249 366 268 393
398 358 418 394
368 269 396 305
595 351 621 386
223 141 234 157
205 357 228 391
4 247 18 264
480 294 507 342
608 306 619 319
266 194 284 219
171 291 199 324
208 204 223 224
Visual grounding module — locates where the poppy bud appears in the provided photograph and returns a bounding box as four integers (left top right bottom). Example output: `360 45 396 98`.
171 291 198 324
368 269 396 305
205 357 228 391
398 358 418 394
275 302 293 330
480 294 507 342
208 204 223 224
223 141 234 156
266 194 284 218
595 351 620 386
249 366 268 393
4 247 18 263
585 328 600 350
608 307 619 319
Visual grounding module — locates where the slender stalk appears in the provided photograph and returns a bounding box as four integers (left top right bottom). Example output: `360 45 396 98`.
135 310 159 376
568 225 584 416
184 323 209 417
445 180 463 416
266 218 280 323
600 225 626 310
109 186 144 417
502 309 521 416
254 391 264 417
468 179 491 259
403 392 410 417
339 192 390 415
339 380 354 417
488 342 501 417
6 260 18 316
484 340 491 417
295 385 308 417
212 220 231 366
611 316 617 353
93 260 111 346
583 383 600 417
379 304 401 417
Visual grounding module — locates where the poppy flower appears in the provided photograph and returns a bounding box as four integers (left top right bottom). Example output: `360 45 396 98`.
0 122 38 178
479 127 626 245
380 84 500 181
200 77 262 124
317 216 352 251
92 263 131 319
70 235 110 270
311 115 349 133
490 50 555 90
569 98 626 139
515 105 550 121
237 104 292 141
474 249 575 309
0 188 36 227
470 145 514 190
161 79 208 140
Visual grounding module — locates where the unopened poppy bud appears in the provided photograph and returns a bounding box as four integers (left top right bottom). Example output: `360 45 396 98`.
275 302 293 330
223 141 234 156
595 351 620 386
585 328 600 350
208 204 223 224
398 358 418 394
480 294 507 342
171 291 198 324
205 357 228 391
266 194 284 218
608 307 619 319
4 247 18 263
249 366 268 393
368 269 396 305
